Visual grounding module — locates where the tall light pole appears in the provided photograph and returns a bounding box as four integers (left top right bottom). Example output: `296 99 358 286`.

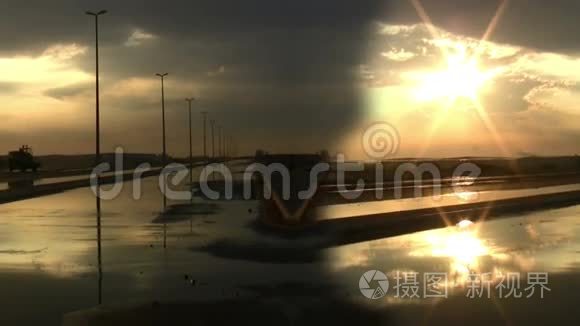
225 134 228 159
156 73 168 249
201 111 208 159
221 129 225 159
86 9 107 306
217 125 222 159
223 133 227 159
210 119 215 158
156 72 169 204
185 98 195 192
220 128 224 158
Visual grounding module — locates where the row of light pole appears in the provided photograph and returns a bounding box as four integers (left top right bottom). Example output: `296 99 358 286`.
208 118 230 159
86 9 239 305
87 9 235 253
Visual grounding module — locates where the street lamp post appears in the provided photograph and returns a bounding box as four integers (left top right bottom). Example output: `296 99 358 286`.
86 9 107 306
156 73 168 248
156 72 169 206
217 125 222 159
210 119 215 159
221 129 225 159
220 128 225 159
224 133 228 159
185 98 195 194
201 111 208 159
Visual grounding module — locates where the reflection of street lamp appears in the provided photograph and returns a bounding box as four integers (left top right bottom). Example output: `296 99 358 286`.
201 111 208 159
86 9 107 306
185 98 195 192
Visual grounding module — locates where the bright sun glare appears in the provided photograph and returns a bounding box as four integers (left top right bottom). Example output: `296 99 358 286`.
412 45 500 104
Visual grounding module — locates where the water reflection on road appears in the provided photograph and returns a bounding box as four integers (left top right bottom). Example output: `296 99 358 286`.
318 183 580 219
0 173 579 325
328 203 580 318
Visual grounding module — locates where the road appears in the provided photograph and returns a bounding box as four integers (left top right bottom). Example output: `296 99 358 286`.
0 170 578 325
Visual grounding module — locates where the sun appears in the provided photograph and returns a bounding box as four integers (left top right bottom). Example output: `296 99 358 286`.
411 45 500 104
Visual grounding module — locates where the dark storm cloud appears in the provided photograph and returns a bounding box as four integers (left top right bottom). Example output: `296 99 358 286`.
3 0 578 155
44 82 92 100
2 0 578 76
0 0 384 87
0 0 388 153
382 0 580 54
0 0 385 54
4 0 577 55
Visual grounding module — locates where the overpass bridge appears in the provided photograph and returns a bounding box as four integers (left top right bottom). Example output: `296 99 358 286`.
192 154 580 240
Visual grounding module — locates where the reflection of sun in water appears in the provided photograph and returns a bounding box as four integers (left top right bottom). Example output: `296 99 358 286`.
410 220 496 286
428 227 487 264
411 44 501 105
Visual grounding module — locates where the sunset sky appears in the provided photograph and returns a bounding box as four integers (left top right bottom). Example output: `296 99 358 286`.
0 0 579 158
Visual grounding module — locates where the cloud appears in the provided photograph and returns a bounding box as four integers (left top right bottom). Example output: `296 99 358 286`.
207 65 226 77
380 0 580 54
42 43 87 60
381 49 416 62
0 43 90 85
0 0 391 155
43 82 92 100
0 0 579 156
357 18 580 157
124 29 157 47
378 23 418 36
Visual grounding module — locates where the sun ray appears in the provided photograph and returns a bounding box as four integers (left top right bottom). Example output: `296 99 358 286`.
472 99 512 157
407 0 512 159
416 102 453 158
409 0 439 40
481 0 509 43
435 205 453 227
409 0 449 58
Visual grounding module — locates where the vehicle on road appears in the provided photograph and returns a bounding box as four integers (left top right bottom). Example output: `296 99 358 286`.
8 145 41 172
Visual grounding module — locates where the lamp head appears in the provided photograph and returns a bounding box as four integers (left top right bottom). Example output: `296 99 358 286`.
86 10 108 16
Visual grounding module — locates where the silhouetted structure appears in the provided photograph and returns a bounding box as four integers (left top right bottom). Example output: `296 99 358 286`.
8 145 40 172
186 98 195 189
201 111 208 158
156 72 169 249
86 8 107 306
210 119 216 158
